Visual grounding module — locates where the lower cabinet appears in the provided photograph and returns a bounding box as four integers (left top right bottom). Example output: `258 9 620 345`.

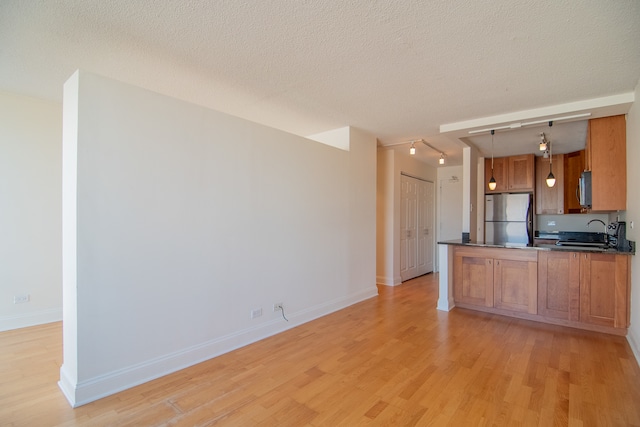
453 246 537 315
579 253 630 328
537 251 580 321
455 246 631 334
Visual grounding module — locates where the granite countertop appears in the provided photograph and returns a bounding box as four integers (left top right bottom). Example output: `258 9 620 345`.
437 239 634 255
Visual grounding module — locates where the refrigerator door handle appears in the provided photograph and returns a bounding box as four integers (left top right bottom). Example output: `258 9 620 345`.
526 196 533 244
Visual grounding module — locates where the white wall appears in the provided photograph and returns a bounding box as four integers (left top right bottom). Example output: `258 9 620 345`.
375 149 437 286
0 91 62 331
59 71 377 407
462 146 479 240
626 79 640 361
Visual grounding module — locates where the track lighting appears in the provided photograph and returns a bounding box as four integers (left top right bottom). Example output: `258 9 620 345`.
439 153 445 165
539 133 548 151
409 141 416 155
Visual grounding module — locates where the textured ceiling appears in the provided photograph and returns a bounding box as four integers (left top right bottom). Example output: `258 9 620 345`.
1 0 639 166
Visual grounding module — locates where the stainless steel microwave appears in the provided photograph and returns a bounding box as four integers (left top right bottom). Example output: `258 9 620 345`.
579 171 592 208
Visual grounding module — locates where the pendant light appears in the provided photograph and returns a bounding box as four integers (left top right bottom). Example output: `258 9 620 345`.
439 153 446 165
409 141 416 155
488 130 497 190
545 121 556 187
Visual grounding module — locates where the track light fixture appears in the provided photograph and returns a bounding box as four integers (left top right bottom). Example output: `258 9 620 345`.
539 133 548 151
407 139 446 165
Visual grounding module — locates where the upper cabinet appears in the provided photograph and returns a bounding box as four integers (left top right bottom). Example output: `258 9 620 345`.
485 154 534 193
563 150 586 214
586 115 626 211
508 154 535 191
536 154 564 214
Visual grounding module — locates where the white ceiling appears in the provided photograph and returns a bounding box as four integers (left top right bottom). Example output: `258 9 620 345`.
1 1 639 166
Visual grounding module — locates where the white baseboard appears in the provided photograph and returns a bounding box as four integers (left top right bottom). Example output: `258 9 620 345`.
627 326 640 368
59 286 378 408
0 307 62 332
376 275 402 286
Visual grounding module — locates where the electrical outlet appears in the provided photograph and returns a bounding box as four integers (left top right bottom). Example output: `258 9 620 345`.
250 308 262 319
13 294 30 304
273 303 283 312
547 221 556 227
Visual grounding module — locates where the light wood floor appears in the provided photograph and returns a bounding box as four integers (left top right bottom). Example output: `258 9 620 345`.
2 273 640 426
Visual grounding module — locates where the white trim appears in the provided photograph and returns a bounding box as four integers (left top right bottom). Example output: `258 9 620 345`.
0 308 62 332
59 287 378 407
376 275 402 286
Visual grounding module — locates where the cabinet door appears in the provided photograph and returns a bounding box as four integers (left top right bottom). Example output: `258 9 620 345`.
535 154 564 214
579 253 629 328
563 150 585 214
508 154 534 192
485 157 508 193
537 251 579 320
588 115 626 211
493 258 537 314
453 252 493 307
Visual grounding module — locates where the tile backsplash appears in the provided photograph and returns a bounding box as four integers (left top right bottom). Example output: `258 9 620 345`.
537 213 614 232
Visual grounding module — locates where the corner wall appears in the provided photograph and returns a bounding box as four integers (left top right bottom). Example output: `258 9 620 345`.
626 79 640 363
0 91 62 331
59 71 377 407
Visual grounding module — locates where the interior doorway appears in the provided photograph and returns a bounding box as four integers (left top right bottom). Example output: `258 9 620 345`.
400 174 434 282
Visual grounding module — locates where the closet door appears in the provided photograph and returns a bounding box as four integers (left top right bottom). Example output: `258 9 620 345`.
401 175 434 282
416 180 434 276
400 175 418 281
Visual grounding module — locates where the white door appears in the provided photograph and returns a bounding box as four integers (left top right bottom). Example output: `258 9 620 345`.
401 175 434 282
400 175 418 281
417 180 434 276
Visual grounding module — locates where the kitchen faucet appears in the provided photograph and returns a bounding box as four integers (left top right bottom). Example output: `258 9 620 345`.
587 219 607 234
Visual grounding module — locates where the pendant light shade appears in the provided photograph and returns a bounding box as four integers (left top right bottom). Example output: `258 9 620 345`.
488 175 497 191
546 171 556 187
488 130 497 190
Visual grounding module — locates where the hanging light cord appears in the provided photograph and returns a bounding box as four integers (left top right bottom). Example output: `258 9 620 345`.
491 129 495 171
548 121 553 168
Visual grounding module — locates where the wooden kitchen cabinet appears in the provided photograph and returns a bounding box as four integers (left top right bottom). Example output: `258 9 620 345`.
535 154 564 214
579 253 630 328
453 250 494 307
539 250 630 329
450 244 631 334
453 246 537 314
507 154 535 192
563 150 585 214
538 251 580 321
493 257 538 314
485 154 534 193
484 157 508 193
585 115 626 211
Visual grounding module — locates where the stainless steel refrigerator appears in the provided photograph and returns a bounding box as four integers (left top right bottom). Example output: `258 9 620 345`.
485 193 533 246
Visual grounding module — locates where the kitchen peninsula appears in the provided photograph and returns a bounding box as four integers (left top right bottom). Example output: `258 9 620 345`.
437 240 633 336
